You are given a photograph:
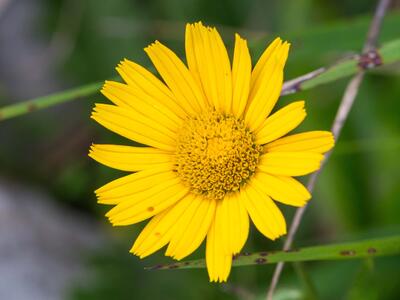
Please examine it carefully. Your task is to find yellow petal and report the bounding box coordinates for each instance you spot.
[115,59,188,120]
[93,102,177,141]
[186,22,232,113]
[186,23,215,109]
[231,33,251,117]
[100,176,180,208]
[256,101,306,145]
[165,195,216,260]
[185,24,202,90]
[130,208,172,258]
[241,182,286,240]
[210,26,233,113]
[102,81,183,132]
[250,37,282,89]
[206,217,232,282]
[95,164,175,204]
[219,193,249,255]
[89,144,172,172]
[145,41,206,115]
[258,152,324,176]
[91,103,176,151]
[265,131,335,153]
[107,182,189,226]
[245,39,290,131]
[251,171,311,207]
[130,195,195,258]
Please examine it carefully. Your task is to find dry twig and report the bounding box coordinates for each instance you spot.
[266,0,393,299]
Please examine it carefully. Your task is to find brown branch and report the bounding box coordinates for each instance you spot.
[363,0,392,52]
[1,36,392,122]
[266,0,392,299]
[281,67,326,96]
[280,50,384,97]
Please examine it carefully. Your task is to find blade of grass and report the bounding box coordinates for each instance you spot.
[267,1,393,298]
[251,12,400,62]
[146,235,400,270]
[128,12,400,58]
[0,81,103,120]
[1,38,399,121]
[298,39,400,92]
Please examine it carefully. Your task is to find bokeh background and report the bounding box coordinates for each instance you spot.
[0,0,399,299]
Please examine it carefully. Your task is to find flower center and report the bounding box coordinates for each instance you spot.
[175,109,263,200]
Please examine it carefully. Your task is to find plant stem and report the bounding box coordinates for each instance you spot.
[0,81,103,121]
[1,38,400,121]
[266,0,392,299]
[148,234,400,270]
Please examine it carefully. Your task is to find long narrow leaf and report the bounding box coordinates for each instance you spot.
[147,235,400,270]
[300,39,400,91]
[0,38,399,121]
[0,81,103,120]
[251,12,400,62]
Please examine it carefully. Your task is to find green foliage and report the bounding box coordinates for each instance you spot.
[0,80,104,121]
[1,1,400,299]
[150,235,400,269]
[1,38,399,122]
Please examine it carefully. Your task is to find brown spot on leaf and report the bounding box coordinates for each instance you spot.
[168,265,179,269]
[367,247,377,254]
[147,206,154,212]
[255,258,267,264]
[27,103,37,112]
[154,232,161,237]
[149,264,163,270]
[340,250,356,256]
[284,249,300,253]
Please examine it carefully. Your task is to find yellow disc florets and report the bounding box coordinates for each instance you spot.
[175,109,263,200]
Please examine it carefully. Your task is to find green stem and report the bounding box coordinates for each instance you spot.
[0,39,399,122]
[0,81,103,121]
[147,235,400,270]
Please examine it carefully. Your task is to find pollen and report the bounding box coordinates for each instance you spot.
[175,109,263,200]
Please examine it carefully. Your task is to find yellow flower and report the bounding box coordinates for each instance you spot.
[89,21,334,282]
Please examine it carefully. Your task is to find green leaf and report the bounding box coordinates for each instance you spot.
[281,39,400,96]
[0,80,103,121]
[379,38,400,63]
[1,36,399,121]
[300,39,400,91]
[147,235,400,270]
[274,12,400,63]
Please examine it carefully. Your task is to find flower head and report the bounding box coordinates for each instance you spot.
[89,21,334,282]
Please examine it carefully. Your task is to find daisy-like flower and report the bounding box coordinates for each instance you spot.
[89,22,334,282]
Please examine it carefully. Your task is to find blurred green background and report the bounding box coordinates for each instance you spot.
[0,0,399,299]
